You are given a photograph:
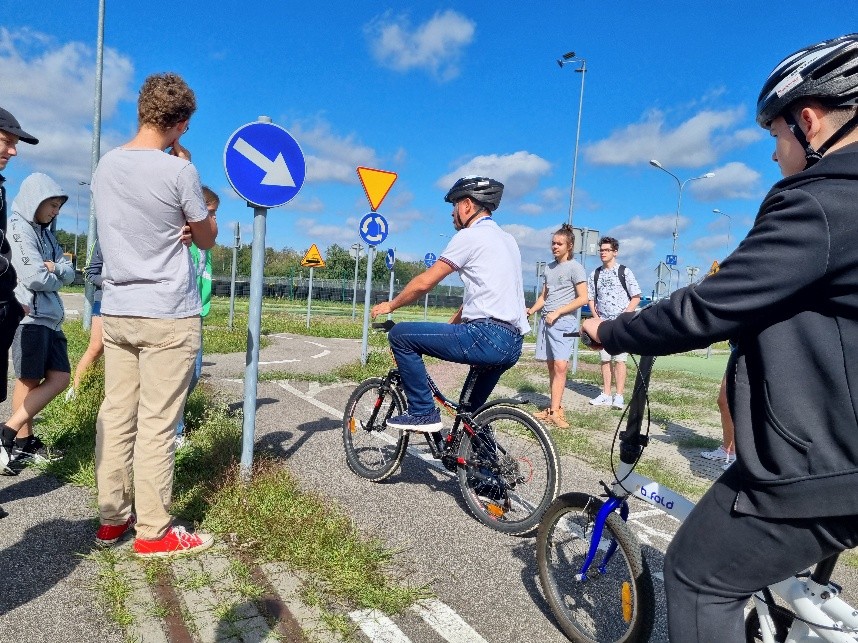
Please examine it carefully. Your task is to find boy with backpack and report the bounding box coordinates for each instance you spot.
[586,236,640,409]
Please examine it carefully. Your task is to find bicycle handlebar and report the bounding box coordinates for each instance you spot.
[372,320,396,332]
[562,330,594,347]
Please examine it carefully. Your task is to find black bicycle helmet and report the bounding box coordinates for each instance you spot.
[756,34,858,167]
[443,176,504,212]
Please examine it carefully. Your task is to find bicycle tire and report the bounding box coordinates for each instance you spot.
[457,404,561,536]
[342,377,409,481]
[536,492,655,643]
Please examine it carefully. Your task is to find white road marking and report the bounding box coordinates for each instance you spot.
[630,519,675,543]
[627,508,665,520]
[349,609,412,643]
[410,598,489,643]
[304,340,327,348]
[310,349,331,359]
[258,359,301,365]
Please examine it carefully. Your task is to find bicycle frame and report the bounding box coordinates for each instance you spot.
[576,356,858,642]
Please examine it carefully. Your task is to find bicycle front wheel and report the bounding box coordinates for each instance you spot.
[342,377,409,481]
[536,492,655,643]
[457,404,561,536]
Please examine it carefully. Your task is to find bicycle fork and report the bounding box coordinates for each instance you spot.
[577,496,630,581]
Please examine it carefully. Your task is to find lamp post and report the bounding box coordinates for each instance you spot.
[558,51,587,227]
[649,159,715,259]
[75,180,89,267]
[712,208,732,255]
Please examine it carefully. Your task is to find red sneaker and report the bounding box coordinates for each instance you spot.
[133,526,214,558]
[96,514,137,546]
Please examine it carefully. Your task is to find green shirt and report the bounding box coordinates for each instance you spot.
[190,244,212,317]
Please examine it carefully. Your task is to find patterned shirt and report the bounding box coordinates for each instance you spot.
[587,264,641,320]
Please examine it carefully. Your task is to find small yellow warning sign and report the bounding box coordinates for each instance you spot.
[357,166,398,211]
[707,260,720,276]
[301,243,326,268]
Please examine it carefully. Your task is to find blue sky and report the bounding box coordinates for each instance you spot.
[2,1,855,293]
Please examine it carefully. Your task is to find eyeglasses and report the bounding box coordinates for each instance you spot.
[599,248,615,253]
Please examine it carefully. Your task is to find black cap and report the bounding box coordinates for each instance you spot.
[0,107,38,145]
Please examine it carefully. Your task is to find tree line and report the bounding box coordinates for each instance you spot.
[55,230,430,284]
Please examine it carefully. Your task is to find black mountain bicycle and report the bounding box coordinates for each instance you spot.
[342,321,561,536]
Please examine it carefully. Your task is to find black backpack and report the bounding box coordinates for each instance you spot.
[593,264,632,301]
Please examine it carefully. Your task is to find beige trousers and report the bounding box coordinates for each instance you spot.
[95,315,200,540]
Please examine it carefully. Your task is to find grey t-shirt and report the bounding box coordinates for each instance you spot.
[542,259,586,312]
[92,148,208,318]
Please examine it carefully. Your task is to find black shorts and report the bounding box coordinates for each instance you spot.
[12,324,70,380]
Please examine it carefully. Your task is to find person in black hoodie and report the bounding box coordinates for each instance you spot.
[0,108,37,483]
[582,34,858,641]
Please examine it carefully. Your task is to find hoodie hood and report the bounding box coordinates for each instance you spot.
[11,173,68,224]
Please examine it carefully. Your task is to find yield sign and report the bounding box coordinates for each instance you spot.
[357,166,397,211]
[301,244,326,268]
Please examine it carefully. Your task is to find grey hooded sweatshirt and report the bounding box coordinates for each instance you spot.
[10,173,74,330]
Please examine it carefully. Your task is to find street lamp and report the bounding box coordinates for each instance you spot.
[649,159,715,257]
[712,208,732,255]
[558,51,587,227]
[75,180,89,267]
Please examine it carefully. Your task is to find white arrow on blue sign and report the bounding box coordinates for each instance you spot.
[359,212,388,246]
[224,121,306,208]
[666,254,678,266]
[385,248,395,271]
[424,252,437,268]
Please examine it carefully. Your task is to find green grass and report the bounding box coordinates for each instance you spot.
[205,459,428,614]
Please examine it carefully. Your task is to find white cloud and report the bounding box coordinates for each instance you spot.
[689,161,763,201]
[296,216,363,247]
[365,10,475,81]
[288,120,379,184]
[0,27,135,184]
[608,213,687,239]
[282,194,325,213]
[437,151,552,201]
[584,107,763,168]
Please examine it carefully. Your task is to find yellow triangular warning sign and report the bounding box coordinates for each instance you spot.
[301,243,326,268]
[357,166,397,211]
[707,260,720,276]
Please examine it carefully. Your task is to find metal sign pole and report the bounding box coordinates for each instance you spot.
[360,246,375,365]
[306,266,314,328]
[229,222,239,331]
[240,206,267,480]
[351,244,361,320]
[424,293,429,320]
[387,268,395,320]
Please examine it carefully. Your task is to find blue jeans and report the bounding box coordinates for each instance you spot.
[388,320,523,416]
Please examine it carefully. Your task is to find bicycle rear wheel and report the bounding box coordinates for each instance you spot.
[537,492,655,643]
[342,377,409,481]
[457,404,560,536]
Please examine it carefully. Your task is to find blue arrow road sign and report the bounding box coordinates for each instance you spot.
[224,121,306,208]
[359,212,388,246]
[424,252,437,268]
[666,254,678,266]
[385,248,395,271]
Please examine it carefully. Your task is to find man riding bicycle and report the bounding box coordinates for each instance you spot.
[370,176,529,432]
[582,34,858,641]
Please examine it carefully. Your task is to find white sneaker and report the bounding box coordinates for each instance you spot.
[722,459,735,471]
[701,445,735,463]
[64,388,76,403]
[612,394,625,409]
[175,435,186,450]
[589,393,613,406]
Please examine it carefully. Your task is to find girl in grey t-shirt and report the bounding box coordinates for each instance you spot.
[526,224,588,428]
